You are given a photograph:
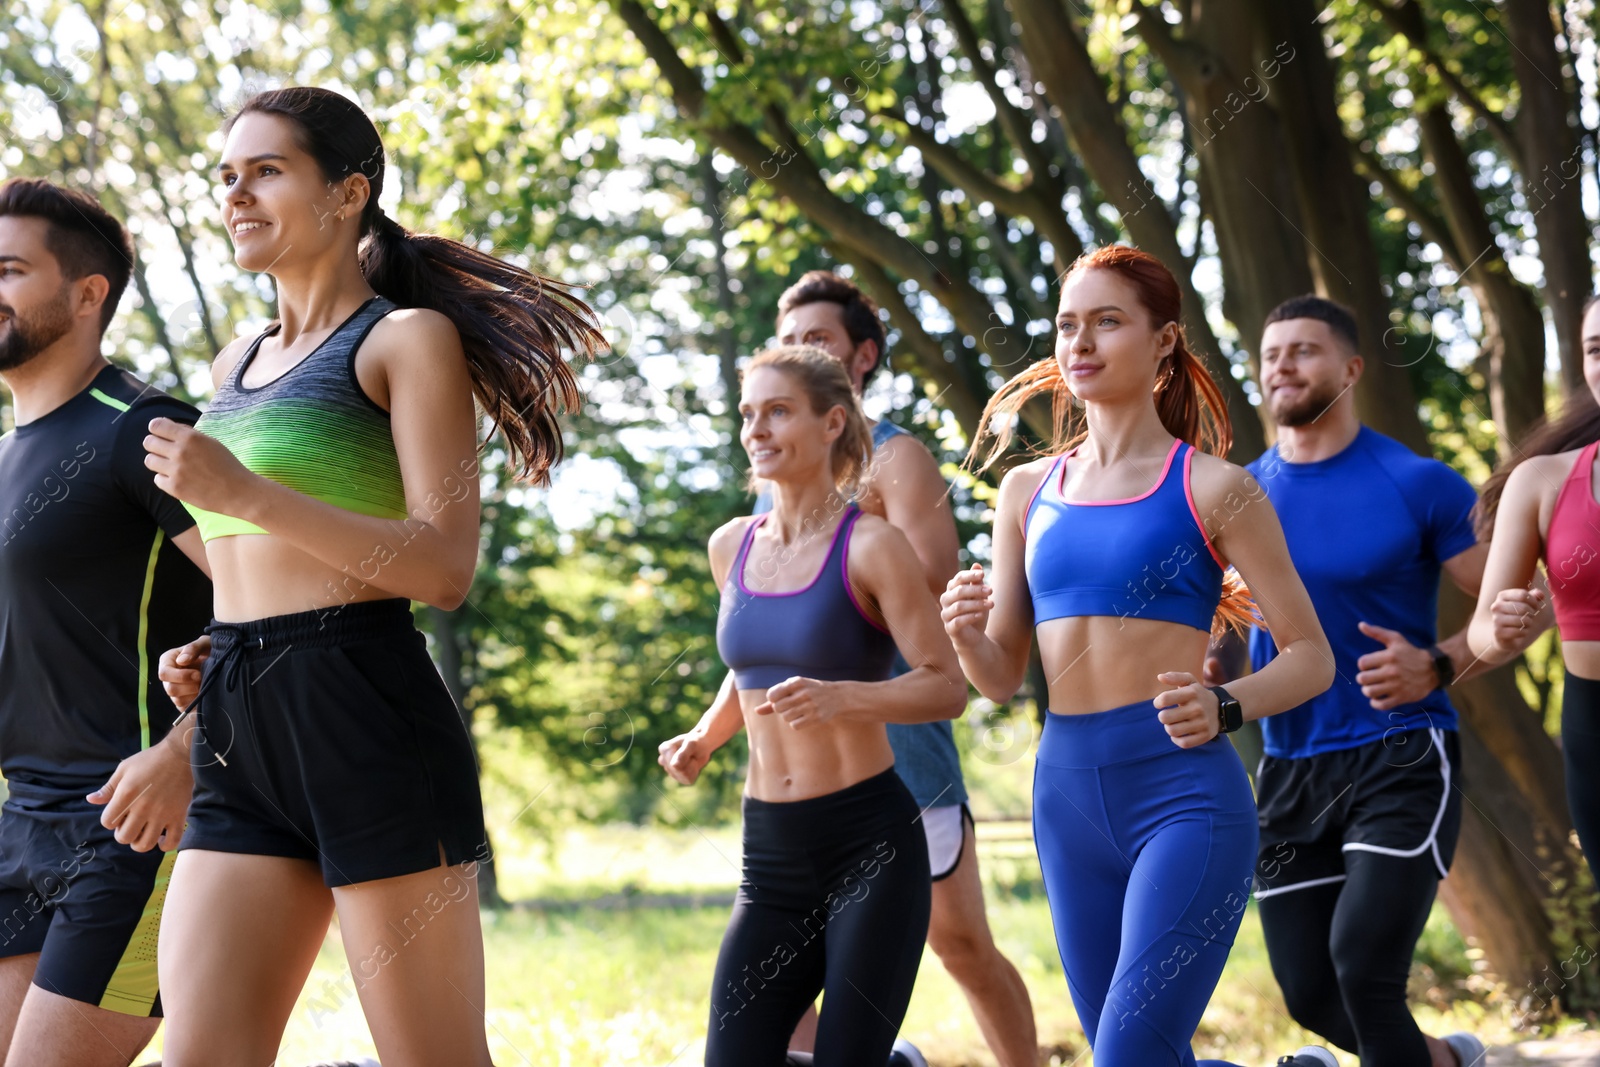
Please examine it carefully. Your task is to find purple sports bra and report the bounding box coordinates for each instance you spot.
[716,505,897,690]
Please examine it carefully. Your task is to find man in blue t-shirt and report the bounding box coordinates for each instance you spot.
[660,272,1036,1067]
[1210,296,1509,1067]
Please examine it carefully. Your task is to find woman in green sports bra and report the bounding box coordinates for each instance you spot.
[144,86,604,1067]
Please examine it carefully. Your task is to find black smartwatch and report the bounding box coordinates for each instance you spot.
[1427,644,1455,689]
[1209,685,1244,734]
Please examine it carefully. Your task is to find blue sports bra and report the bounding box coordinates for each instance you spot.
[1023,439,1224,632]
[716,504,898,690]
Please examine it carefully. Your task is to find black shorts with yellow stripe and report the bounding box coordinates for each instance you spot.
[0,779,172,1017]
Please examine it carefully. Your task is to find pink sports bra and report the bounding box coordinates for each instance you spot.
[1545,441,1600,641]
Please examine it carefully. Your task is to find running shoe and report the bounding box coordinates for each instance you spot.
[888,1038,930,1067]
[1276,1048,1338,1067]
[1442,1032,1487,1066]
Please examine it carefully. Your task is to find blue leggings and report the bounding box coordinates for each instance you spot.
[1033,701,1259,1067]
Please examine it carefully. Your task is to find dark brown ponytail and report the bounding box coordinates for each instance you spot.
[228,87,606,485]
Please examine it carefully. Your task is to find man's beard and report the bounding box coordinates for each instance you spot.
[0,287,75,372]
[1270,379,1344,428]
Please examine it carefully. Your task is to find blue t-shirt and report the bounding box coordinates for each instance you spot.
[1247,427,1479,759]
[753,420,968,807]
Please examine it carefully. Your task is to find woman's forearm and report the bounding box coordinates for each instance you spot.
[1466,613,1521,670]
[834,665,968,724]
[691,674,747,747]
[1444,625,1514,682]
[1226,637,1335,721]
[949,633,1027,706]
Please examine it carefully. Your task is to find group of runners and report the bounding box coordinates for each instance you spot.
[0,81,1595,1067]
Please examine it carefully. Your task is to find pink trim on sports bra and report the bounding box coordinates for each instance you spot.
[1058,438,1182,506]
[840,513,892,635]
[1182,447,1228,569]
[735,509,853,598]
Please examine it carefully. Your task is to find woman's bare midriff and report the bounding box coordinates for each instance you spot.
[1562,641,1600,681]
[206,535,401,623]
[1038,614,1212,716]
[739,690,895,802]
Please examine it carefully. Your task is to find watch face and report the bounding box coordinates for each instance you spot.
[1222,699,1242,731]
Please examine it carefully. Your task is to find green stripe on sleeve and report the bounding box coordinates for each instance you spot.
[136,531,163,750]
[88,388,131,412]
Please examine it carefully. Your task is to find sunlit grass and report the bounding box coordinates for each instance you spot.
[134,820,1537,1066]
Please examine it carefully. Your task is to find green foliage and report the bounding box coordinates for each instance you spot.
[1527,834,1600,1025]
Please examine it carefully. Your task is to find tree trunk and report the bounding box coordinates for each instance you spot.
[1005,0,1267,461]
[1357,0,1524,170]
[1504,0,1592,396]
[1416,104,1548,447]
[1438,722,1560,1014]
[109,34,223,358]
[1358,0,1585,412]
[427,605,504,909]
[935,0,1081,272]
[128,255,184,389]
[1435,583,1594,1017]
[829,249,1009,437]
[1264,0,1429,452]
[1131,0,1318,397]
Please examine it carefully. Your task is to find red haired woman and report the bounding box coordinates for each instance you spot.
[941,247,1335,1067]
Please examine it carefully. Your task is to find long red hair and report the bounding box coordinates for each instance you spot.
[968,245,1255,637]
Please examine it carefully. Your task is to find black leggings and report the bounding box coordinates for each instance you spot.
[1564,671,1600,886]
[707,769,931,1067]
[1259,850,1439,1067]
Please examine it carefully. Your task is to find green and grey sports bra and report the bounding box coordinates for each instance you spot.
[186,297,408,541]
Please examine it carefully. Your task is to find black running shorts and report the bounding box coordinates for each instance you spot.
[182,599,487,887]
[1254,727,1462,899]
[0,781,172,1016]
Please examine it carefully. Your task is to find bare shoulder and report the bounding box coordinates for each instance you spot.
[858,430,951,533]
[1502,453,1583,535]
[708,515,760,580]
[358,308,469,414]
[841,512,919,597]
[1507,452,1578,501]
[843,510,911,555]
[996,454,1056,514]
[1186,452,1273,549]
[365,307,465,366]
[871,428,938,472]
[1187,450,1259,505]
